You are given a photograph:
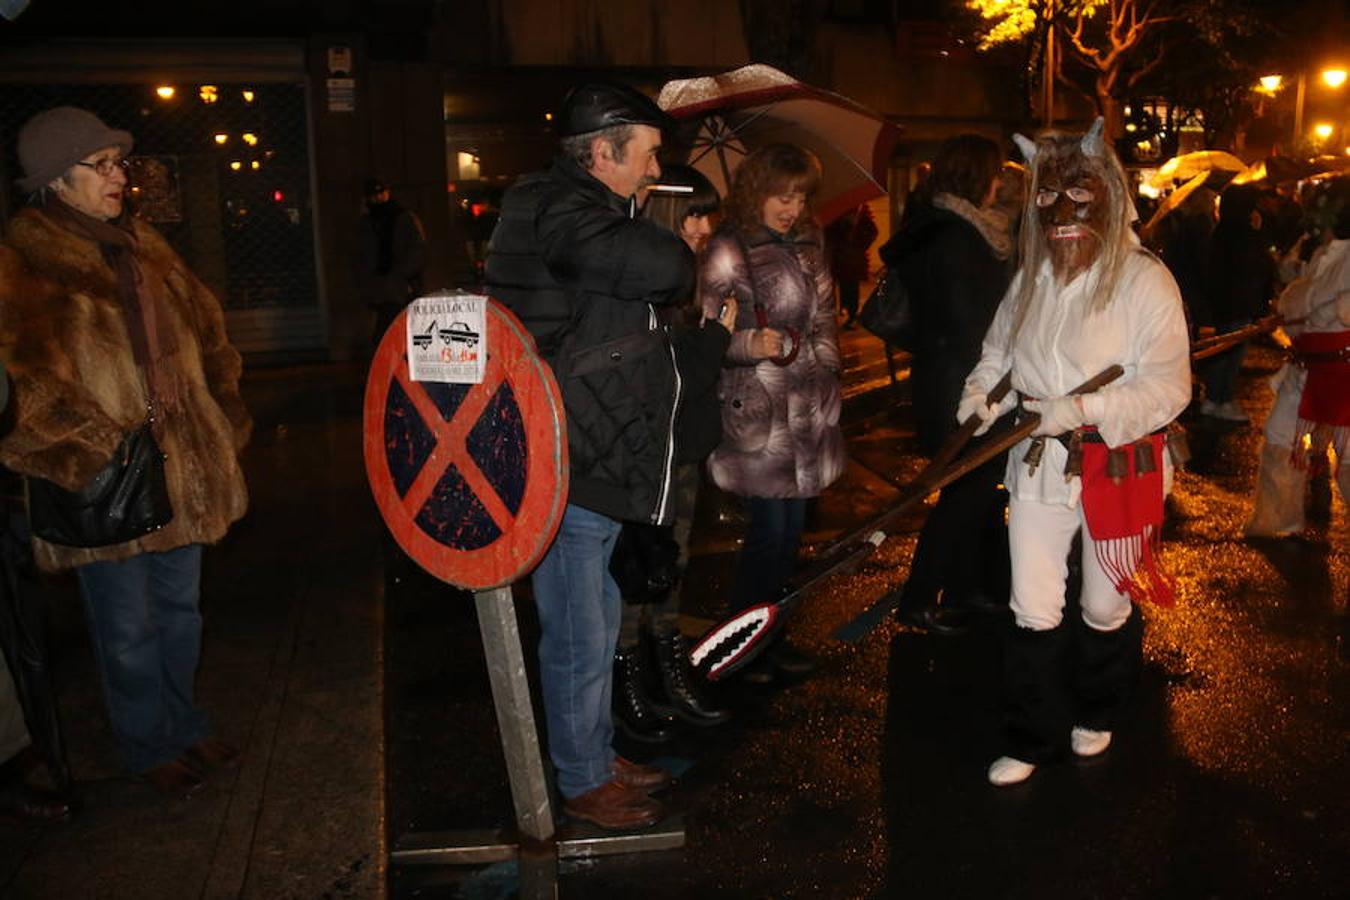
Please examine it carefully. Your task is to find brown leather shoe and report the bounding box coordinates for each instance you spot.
[0,783,71,825]
[612,756,671,793]
[184,738,240,773]
[561,780,663,830]
[141,758,204,797]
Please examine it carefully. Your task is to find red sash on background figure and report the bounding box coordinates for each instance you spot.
[1079,432,1175,606]
[1293,331,1350,427]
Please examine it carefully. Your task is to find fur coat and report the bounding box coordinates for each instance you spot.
[0,207,251,571]
[699,225,846,499]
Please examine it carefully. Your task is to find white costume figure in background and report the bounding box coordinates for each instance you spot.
[1245,180,1350,537]
[959,120,1190,786]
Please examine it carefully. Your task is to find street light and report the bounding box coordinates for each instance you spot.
[1322,68,1347,89]
[1257,74,1284,95]
[1312,122,1334,142]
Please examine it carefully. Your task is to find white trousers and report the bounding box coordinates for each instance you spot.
[1009,496,1133,632]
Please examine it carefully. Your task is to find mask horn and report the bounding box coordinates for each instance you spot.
[1081,117,1105,157]
[1013,133,1037,165]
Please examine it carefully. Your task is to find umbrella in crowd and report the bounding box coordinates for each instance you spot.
[1140,170,1211,241]
[657,64,901,224]
[1148,149,1246,189]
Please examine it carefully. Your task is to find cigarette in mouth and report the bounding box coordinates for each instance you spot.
[647,183,695,194]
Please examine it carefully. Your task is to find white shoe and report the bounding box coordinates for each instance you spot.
[1070,726,1112,757]
[987,756,1036,786]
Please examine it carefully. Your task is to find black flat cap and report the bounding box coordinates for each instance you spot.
[558,83,674,138]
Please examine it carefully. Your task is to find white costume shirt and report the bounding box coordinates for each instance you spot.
[964,239,1191,508]
[1263,238,1350,447]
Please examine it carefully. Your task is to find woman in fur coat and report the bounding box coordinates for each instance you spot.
[0,107,251,797]
[699,144,846,679]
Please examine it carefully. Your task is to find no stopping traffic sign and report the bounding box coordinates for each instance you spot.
[363,301,567,590]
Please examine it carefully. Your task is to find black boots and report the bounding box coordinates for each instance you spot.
[1000,621,1073,764]
[612,647,673,744]
[646,631,731,727]
[1073,610,1143,733]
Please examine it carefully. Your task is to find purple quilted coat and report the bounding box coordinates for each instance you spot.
[699,224,846,499]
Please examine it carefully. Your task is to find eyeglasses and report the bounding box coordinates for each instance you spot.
[74,157,131,177]
[1035,186,1094,208]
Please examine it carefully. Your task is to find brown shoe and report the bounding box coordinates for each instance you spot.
[561,780,663,830]
[184,738,240,773]
[141,758,204,797]
[612,756,671,793]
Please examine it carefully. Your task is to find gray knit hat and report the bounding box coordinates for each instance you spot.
[16,106,133,193]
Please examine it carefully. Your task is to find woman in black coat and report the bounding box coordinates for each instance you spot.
[878,135,1015,634]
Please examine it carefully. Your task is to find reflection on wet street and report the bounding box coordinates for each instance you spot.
[387,338,1346,898]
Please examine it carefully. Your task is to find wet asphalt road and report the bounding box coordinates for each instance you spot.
[387,339,1348,899]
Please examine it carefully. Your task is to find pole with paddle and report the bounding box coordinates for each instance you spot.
[689,365,1125,679]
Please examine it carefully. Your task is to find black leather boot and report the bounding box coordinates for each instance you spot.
[613,647,673,744]
[646,631,731,727]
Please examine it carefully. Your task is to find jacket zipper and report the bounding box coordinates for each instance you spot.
[651,303,680,524]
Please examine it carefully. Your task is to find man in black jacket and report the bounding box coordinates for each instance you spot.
[485,83,694,830]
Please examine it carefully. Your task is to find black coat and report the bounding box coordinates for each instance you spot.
[880,202,1011,456]
[486,157,695,524]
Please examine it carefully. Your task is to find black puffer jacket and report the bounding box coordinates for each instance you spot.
[486,157,695,524]
[880,200,1011,455]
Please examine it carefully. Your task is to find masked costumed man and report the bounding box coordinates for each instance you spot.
[958,120,1191,786]
[1245,176,1350,538]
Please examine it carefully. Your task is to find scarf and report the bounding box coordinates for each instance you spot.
[42,196,181,416]
[1079,432,1175,607]
[932,192,1013,261]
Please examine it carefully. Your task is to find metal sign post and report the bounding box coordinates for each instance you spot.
[364,303,684,895]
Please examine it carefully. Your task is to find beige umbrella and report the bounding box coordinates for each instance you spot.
[1140,171,1211,242]
[1148,150,1246,189]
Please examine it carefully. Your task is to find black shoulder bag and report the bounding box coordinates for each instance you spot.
[858,266,917,351]
[28,421,173,548]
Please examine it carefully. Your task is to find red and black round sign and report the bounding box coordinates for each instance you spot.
[363,300,568,590]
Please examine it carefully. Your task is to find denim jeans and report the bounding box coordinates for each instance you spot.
[76,545,209,774]
[1201,319,1249,405]
[730,496,809,613]
[531,503,623,799]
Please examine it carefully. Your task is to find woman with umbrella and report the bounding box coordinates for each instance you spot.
[699,143,846,681]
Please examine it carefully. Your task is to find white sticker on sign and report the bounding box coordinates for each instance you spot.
[406,292,487,384]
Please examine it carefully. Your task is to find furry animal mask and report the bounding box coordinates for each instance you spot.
[1011,118,1136,320]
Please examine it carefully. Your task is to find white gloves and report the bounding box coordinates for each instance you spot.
[1024,396,1085,437]
[957,390,1006,436]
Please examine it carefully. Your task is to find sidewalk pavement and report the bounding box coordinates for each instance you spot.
[0,364,385,900]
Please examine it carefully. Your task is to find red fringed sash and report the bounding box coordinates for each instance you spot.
[1291,331,1350,472]
[1079,432,1174,606]
[1293,331,1350,427]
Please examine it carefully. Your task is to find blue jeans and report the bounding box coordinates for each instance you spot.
[1202,319,1249,405]
[730,497,809,613]
[76,545,209,774]
[531,504,623,799]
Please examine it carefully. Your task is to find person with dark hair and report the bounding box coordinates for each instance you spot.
[700,143,846,681]
[1195,183,1276,423]
[875,133,1015,635]
[485,82,694,830]
[354,177,426,346]
[826,203,878,329]
[0,107,251,797]
[1246,175,1350,537]
[610,164,734,741]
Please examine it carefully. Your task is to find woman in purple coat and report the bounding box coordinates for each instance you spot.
[700,144,847,679]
